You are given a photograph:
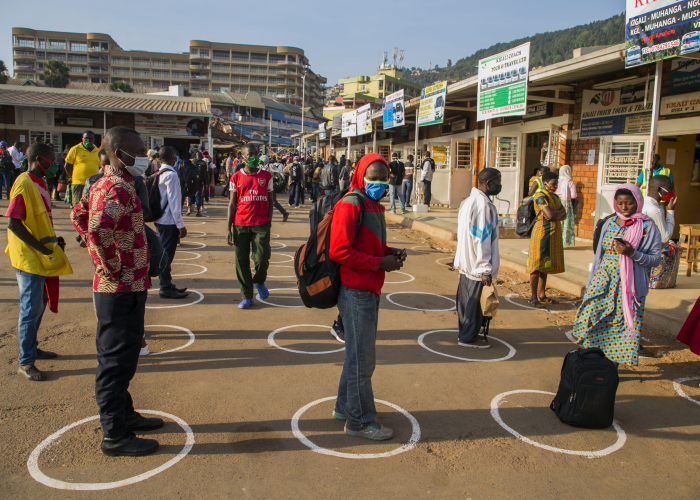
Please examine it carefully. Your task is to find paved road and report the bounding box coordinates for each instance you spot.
[0,190,699,499]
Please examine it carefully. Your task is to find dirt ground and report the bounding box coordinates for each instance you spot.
[1,188,699,499]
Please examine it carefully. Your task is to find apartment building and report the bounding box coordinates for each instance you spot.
[10,28,326,111]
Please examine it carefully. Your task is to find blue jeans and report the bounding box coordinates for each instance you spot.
[312,182,319,202]
[389,184,403,211]
[334,285,380,431]
[288,181,301,206]
[0,170,14,199]
[14,268,47,366]
[402,180,412,208]
[188,182,204,209]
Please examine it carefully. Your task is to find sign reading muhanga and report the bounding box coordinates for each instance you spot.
[477,42,530,121]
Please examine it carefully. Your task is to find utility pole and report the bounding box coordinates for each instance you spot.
[646,60,663,193]
[301,67,307,157]
[269,113,272,152]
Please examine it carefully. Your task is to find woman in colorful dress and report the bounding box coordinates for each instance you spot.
[555,165,577,247]
[573,184,661,366]
[527,171,567,307]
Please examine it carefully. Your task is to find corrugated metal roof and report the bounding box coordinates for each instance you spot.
[0,84,211,115]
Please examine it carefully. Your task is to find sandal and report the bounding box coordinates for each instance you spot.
[538,296,559,304]
[529,297,545,308]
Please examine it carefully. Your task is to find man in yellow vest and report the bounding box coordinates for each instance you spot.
[64,131,100,207]
[5,142,73,381]
[636,153,673,198]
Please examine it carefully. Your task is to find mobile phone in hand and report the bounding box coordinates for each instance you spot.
[400,248,407,258]
[614,238,625,244]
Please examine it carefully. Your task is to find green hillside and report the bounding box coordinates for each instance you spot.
[404,13,625,87]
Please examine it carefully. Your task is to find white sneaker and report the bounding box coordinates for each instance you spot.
[140,345,150,356]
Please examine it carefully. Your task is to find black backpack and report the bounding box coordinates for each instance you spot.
[143,167,171,223]
[20,157,28,173]
[592,214,615,253]
[195,160,209,184]
[144,225,169,278]
[294,190,365,309]
[179,161,200,197]
[290,162,303,181]
[516,197,538,237]
[273,172,286,194]
[1,150,14,172]
[550,348,619,429]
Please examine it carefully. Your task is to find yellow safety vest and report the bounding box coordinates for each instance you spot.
[641,167,671,197]
[5,173,73,277]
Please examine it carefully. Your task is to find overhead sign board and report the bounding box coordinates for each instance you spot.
[661,90,700,115]
[318,123,326,140]
[15,107,54,127]
[135,114,206,136]
[356,103,373,136]
[332,115,342,136]
[477,42,530,121]
[625,0,700,68]
[341,109,357,138]
[382,89,405,129]
[580,88,653,137]
[418,81,447,127]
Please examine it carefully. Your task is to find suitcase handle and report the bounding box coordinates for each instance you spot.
[579,347,606,358]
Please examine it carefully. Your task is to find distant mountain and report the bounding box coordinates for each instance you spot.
[404,13,625,87]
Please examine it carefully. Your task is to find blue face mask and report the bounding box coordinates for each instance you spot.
[363,177,388,200]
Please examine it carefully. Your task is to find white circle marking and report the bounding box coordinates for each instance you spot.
[186,231,207,237]
[385,292,456,312]
[171,263,208,277]
[268,324,344,354]
[673,377,700,407]
[179,241,207,250]
[418,330,516,362]
[269,253,295,264]
[173,251,201,262]
[504,293,574,315]
[255,288,303,308]
[383,272,415,284]
[270,241,287,250]
[146,290,204,309]
[146,325,195,355]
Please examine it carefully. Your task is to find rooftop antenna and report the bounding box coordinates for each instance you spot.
[392,47,398,68]
[382,52,388,69]
[399,50,404,69]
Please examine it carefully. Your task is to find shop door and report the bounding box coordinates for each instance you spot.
[596,138,647,220]
[491,135,520,216]
[547,124,565,170]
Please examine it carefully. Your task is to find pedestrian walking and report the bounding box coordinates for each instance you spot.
[71,126,163,457]
[64,131,100,207]
[186,153,208,217]
[555,165,578,247]
[402,154,414,210]
[329,153,406,441]
[226,144,274,309]
[642,175,679,290]
[311,159,322,202]
[6,142,73,381]
[420,152,435,206]
[637,153,673,199]
[526,171,567,307]
[454,168,501,348]
[320,158,337,197]
[388,152,405,214]
[154,146,189,299]
[0,141,15,199]
[573,184,661,366]
[222,152,234,197]
[337,156,351,192]
[288,156,304,208]
[260,154,289,222]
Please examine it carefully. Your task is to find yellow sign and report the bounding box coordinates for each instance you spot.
[432,145,447,163]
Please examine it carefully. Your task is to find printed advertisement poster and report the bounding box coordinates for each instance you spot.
[418,81,447,127]
[135,114,206,136]
[625,0,700,68]
[318,123,326,140]
[667,59,700,95]
[15,107,54,127]
[332,115,342,136]
[432,145,447,163]
[382,89,405,129]
[477,42,530,121]
[580,89,653,137]
[356,103,373,136]
[660,89,700,115]
[341,109,357,138]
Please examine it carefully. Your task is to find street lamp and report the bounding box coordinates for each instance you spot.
[301,65,308,156]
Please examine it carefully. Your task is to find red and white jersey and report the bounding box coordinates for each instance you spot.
[230,169,274,226]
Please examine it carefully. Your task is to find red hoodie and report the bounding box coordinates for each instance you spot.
[329,153,392,295]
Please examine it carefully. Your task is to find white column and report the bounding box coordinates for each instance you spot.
[347,137,351,160]
[414,107,419,204]
[484,119,492,169]
[646,60,663,192]
[372,128,377,153]
[207,116,213,160]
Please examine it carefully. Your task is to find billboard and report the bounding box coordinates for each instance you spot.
[356,103,373,136]
[477,42,530,121]
[332,115,342,136]
[625,0,700,68]
[318,123,326,140]
[418,81,447,127]
[382,89,405,129]
[341,109,357,138]
[580,88,653,137]
[135,114,206,136]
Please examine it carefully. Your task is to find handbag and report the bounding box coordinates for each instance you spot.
[57,179,67,193]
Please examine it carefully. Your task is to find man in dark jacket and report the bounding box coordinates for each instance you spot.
[387,152,405,214]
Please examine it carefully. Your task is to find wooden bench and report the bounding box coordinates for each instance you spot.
[679,224,700,277]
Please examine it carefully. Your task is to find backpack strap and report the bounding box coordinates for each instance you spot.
[343,192,366,237]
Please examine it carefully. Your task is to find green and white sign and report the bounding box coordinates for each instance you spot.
[418,81,447,127]
[477,42,530,121]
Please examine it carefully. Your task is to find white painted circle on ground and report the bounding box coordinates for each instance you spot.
[417,330,516,362]
[251,265,295,278]
[173,251,201,262]
[187,222,206,226]
[383,272,415,284]
[268,324,344,354]
[178,241,207,250]
[146,325,195,355]
[385,292,456,312]
[270,241,287,249]
[146,290,204,309]
[521,249,529,255]
[435,257,455,266]
[565,329,578,344]
[269,253,295,264]
[291,397,420,459]
[490,390,626,458]
[255,288,303,308]
[504,293,575,315]
[410,245,433,252]
[171,263,207,277]
[270,232,280,239]
[27,410,194,490]
[187,231,207,237]
[673,377,700,407]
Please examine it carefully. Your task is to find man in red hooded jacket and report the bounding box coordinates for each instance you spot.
[329,153,406,441]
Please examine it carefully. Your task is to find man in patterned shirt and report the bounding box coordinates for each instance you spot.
[71,126,161,458]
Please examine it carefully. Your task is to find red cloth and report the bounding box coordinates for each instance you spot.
[4,173,53,222]
[329,153,392,295]
[45,276,60,313]
[230,169,273,226]
[677,296,700,356]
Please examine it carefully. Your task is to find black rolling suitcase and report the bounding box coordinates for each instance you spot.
[550,348,619,429]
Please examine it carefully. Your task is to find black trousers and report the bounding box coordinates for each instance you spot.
[457,274,484,343]
[155,223,179,291]
[94,291,147,439]
[423,180,432,205]
[272,192,288,217]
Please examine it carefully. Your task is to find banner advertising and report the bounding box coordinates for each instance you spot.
[418,81,447,127]
[356,103,373,136]
[15,107,54,127]
[332,114,342,136]
[625,0,700,68]
[661,90,700,115]
[580,88,653,137]
[477,42,530,121]
[341,109,357,138]
[318,123,326,140]
[135,114,206,136]
[667,59,700,95]
[382,89,405,129]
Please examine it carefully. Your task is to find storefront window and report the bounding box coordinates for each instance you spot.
[494,137,518,169]
[603,141,645,185]
[455,141,472,169]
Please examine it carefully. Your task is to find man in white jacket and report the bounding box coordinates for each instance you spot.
[453,168,501,348]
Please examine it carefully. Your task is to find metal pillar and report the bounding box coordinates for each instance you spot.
[646,60,663,193]
[484,119,492,169]
[372,129,377,153]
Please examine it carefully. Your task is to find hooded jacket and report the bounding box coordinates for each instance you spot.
[329,153,393,295]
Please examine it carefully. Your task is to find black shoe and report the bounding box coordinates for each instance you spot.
[101,432,159,457]
[159,288,189,299]
[282,213,289,222]
[173,286,188,294]
[638,345,655,358]
[126,413,165,431]
[18,365,46,381]
[36,348,57,359]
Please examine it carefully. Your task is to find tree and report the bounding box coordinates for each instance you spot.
[0,60,8,85]
[43,59,70,88]
[109,80,133,93]
[447,59,452,68]
[183,88,191,97]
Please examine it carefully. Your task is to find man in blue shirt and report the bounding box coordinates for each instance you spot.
[637,154,673,197]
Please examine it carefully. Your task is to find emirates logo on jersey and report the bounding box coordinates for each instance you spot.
[258,178,266,186]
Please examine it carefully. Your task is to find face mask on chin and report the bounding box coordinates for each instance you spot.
[118,149,149,177]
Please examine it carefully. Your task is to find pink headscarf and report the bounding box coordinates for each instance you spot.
[613,183,652,334]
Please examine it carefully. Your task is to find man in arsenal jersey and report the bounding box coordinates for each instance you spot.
[226,144,274,309]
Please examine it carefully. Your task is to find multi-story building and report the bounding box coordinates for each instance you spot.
[337,66,421,105]
[10,28,326,111]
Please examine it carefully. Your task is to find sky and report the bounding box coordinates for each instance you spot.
[1,0,626,86]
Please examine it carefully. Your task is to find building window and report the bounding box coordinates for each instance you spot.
[231,75,248,82]
[68,65,87,73]
[48,39,66,50]
[67,54,87,62]
[198,49,209,58]
[269,77,284,84]
[455,141,473,168]
[112,68,130,75]
[69,41,87,52]
[494,137,518,169]
[152,60,170,67]
[172,61,189,68]
[250,76,267,83]
[231,64,249,72]
[132,59,150,67]
[212,85,230,92]
[112,58,130,65]
[171,71,188,79]
[70,76,88,83]
[153,70,170,78]
[132,69,150,77]
[231,51,249,62]
[360,83,365,91]
[213,63,229,71]
[269,54,285,64]
[212,73,230,81]
[152,81,170,88]
[231,86,249,94]
[38,39,46,49]
[603,141,646,185]
[132,80,151,86]
[13,50,35,59]
[250,52,267,63]
[250,66,267,73]
[14,37,35,48]
[213,50,230,60]
[46,52,67,61]
[287,55,296,63]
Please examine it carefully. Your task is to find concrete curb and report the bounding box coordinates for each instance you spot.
[385,212,457,244]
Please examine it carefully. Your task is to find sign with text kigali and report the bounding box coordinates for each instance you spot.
[625,0,700,68]
[477,42,530,121]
